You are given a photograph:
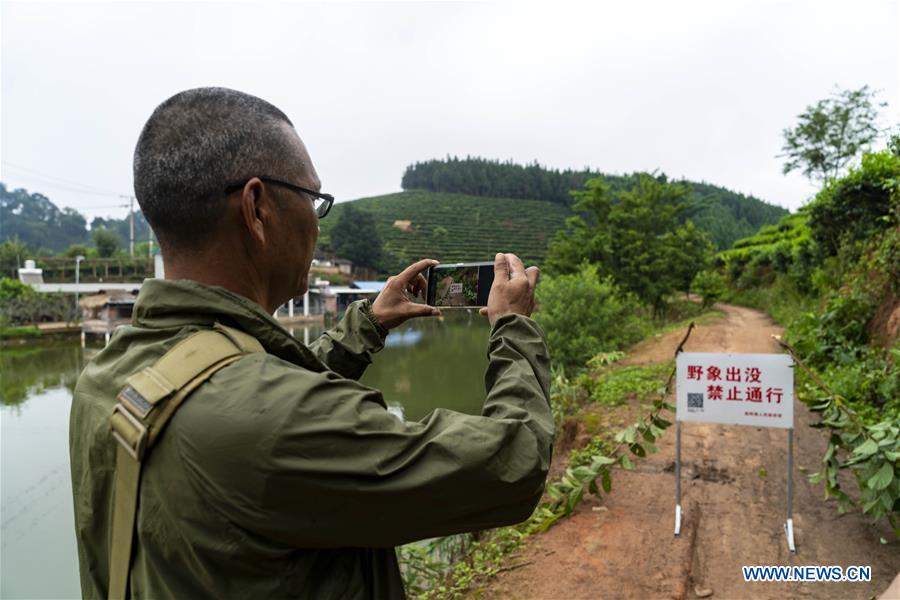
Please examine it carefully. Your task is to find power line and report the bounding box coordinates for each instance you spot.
[1,161,129,198]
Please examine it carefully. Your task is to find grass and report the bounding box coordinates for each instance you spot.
[0,325,41,339]
[589,362,672,406]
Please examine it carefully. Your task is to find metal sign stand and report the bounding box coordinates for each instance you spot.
[673,413,796,554]
[785,427,795,552]
[674,421,682,536]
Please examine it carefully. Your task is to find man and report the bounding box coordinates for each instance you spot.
[70,87,553,599]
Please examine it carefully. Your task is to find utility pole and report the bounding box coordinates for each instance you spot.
[129,195,135,258]
[75,255,85,321]
[121,195,135,257]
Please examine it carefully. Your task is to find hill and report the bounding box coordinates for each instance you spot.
[402,157,788,249]
[0,182,153,253]
[317,191,571,273]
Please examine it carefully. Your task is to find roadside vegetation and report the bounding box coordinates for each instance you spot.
[716,86,899,536]
[719,151,899,534]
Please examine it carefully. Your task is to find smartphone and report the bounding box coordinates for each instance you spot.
[426,262,495,308]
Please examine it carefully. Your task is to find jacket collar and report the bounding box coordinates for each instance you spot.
[132,278,326,371]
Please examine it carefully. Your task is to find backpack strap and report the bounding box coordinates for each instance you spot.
[107,323,263,600]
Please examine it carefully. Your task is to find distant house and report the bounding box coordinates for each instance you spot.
[393,220,414,232]
[324,286,379,315]
[335,259,354,276]
[80,291,137,341]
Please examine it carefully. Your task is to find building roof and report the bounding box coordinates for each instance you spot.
[352,281,386,292]
[327,286,379,295]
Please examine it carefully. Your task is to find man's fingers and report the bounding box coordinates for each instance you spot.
[409,273,428,297]
[396,259,439,286]
[526,265,540,289]
[506,253,526,280]
[494,252,509,281]
[479,307,489,316]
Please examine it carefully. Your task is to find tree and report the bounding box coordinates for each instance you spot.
[92,228,120,258]
[330,204,383,271]
[545,174,715,312]
[0,183,89,251]
[780,85,885,183]
[65,244,90,258]
[0,238,30,276]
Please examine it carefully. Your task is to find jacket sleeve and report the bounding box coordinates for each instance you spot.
[306,299,388,380]
[182,313,553,548]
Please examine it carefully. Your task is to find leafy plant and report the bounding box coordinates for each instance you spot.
[799,356,900,536]
[691,270,727,308]
[533,263,648,370]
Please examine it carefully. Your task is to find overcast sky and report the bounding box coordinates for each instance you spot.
[2,0,898,222]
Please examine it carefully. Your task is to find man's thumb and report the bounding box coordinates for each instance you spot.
[414,303,441,317]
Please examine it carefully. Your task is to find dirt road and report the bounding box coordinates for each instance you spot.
[480,304,899,600]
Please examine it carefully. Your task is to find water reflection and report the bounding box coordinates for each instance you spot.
[1,342,87,599]
[1,341,83,409]
[359,309,491,421]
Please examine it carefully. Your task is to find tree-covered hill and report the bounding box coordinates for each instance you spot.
[0,183,90,252]
[402,157,788,248]
[317,191,571,274]
[0,182,153,253]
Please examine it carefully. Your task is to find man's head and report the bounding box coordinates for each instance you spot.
[134,87,321,303]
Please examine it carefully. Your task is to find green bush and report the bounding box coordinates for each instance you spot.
[808,151,900,257]
[788,292,877,369]
[691,270,727,308]
[534,263,648,370]
[0,277,77,325]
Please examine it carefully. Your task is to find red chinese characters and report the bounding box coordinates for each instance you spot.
[745,367,762,383]
[687,365,703,380]
[725,367,742,382]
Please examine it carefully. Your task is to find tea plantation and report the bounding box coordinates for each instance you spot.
[317,191,571,273]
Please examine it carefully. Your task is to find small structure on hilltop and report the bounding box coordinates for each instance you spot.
[393,220,414,232]
[80,291,137,345]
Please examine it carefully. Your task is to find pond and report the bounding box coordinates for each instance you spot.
[0,310,490,598]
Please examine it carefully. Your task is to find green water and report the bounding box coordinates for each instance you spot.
[0,311,490,598]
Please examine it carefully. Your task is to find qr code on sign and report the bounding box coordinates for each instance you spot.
[687,393,704,411]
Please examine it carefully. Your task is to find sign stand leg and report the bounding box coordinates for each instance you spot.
[784,427,796,553]
[674,420,682,536]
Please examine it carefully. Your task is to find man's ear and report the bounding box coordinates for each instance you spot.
[239,178,268,245]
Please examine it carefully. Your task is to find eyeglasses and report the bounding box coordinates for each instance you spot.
[224,176,335,218]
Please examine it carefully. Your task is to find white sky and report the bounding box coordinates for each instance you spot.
[1,0,898,222]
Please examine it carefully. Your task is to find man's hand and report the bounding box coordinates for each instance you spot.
[480,253,539,327]
[372,259,441,330]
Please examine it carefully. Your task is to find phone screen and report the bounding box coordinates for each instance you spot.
[427,262,495,307]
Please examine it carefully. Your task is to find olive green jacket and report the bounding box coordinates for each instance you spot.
[70,279,553,599]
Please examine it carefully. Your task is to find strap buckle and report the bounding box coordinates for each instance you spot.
[111,403,148,461]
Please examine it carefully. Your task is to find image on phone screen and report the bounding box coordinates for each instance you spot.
[427,262,495,307]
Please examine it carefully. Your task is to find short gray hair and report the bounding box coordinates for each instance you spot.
[133,87,296,249]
